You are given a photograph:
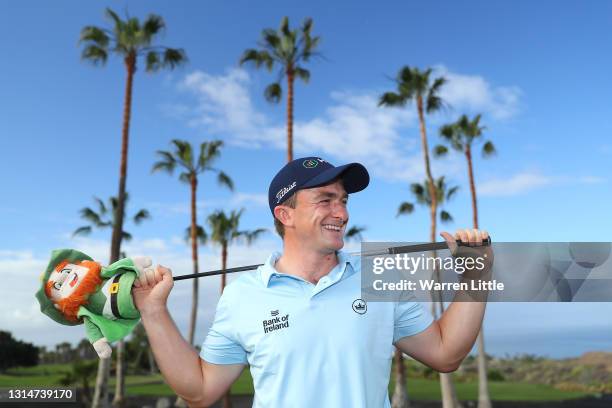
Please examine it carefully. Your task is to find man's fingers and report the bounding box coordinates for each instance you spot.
[440,231,457,255]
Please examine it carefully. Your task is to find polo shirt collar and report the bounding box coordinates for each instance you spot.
[260,250,357,288]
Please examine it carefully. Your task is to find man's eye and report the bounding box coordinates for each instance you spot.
[320,199,330,203]
[53,282,62,290]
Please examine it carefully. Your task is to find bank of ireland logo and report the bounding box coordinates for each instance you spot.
[352,299,367,315]
[303,159,319,168]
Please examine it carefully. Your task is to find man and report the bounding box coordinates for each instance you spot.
[134,157,492,407]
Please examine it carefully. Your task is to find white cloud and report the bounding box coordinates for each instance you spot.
[434,65,522,120]
[479,172,607,196]
[479,172,551,196]
[177,69,471,183]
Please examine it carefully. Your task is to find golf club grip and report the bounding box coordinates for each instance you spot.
[387,236,491,255]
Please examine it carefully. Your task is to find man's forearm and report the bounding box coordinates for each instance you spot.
[140,306,204,402]
[437,283,487,368]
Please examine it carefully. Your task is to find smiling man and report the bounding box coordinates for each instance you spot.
[134,156,491,408]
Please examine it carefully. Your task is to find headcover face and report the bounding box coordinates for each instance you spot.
[35,249,100,326]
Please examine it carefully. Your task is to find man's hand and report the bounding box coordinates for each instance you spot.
[440,228,489,254]
[132,265,174,314]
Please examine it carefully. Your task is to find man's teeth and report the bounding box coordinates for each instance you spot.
[323,225,342,231]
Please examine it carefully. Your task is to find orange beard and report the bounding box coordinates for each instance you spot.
[45,260,103,323]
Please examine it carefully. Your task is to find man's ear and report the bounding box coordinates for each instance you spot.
[274,205,293,228]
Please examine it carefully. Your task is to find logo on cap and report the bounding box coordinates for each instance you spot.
[303,159,320,168]
[276,181,297,203]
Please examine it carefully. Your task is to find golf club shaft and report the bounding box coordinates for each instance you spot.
[172,237,491,281]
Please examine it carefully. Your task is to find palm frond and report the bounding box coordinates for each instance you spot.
[446,186,460,200]
[142,14,165,41]
[378,92,405,107]
[178,172,192,185]
[239,49,274,71]
[160,48,187,70]
[93,196,107,216]
[72,226,92,237]
[440,210,453,223]
[133,209,151,224]
[264,82,282,103]
[121,231,133,241]
[482,140,496,157]
[397,202,414,216]
[240,228,267,245]
[217,171,234,191]
[81,45,108,65]
[294,67,310,83]
[345,225,366,241]
[145,51,161,72]
[79,207,105,227]
[184,225,207,245]
[79,26,110,47]
[433,145,449,157]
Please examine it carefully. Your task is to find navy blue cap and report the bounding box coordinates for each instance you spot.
[268,157,370,214]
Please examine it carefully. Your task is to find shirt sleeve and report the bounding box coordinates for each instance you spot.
[393,291,434,343]
[200,290,248,365]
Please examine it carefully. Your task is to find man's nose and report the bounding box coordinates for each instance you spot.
[331,201,348,220]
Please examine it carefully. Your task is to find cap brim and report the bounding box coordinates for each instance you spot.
[302,162,370,193]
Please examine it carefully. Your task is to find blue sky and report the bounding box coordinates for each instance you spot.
[1,0,611,357]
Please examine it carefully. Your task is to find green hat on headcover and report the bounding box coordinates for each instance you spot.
[35,248,94,326]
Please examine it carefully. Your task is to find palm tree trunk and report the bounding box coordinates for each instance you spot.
[109,52,136,264]
[391,349,409,408]
[187,175,199,345]
[112,341,125,407]
[416,96,437,243]
[175,175,200,408]
[466,146,492,408]
[417,96,461,408]
[466,146,479,230]
[91,357,111,408]
[108,53,136,408]
[286,69,294,163]
[221,243,232,408]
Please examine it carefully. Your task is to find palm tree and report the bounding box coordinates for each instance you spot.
[79,6,186,265]
[379,66,446,243]
[73,194,150,241]
[396,177,461,408]
[435,114,496,408]
[379,67,455,408]
[73,194,150,408]
[152,139,233,346]
[80,10,185,407]
[207,209,266,294]
[240,16,320,162]
[206,209,265,408]
[397,177,458,222]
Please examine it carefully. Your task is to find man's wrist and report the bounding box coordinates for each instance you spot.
[139,304,169,320]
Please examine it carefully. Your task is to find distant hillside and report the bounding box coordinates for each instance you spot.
[573,351,612,372]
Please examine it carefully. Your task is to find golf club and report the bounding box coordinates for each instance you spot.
[173,237,491,281]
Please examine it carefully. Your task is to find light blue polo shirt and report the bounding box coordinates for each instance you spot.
[200,251,433,408]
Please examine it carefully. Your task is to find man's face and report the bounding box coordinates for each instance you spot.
[289,180,349,253]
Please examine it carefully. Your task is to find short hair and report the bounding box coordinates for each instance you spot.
[273,192,298,237]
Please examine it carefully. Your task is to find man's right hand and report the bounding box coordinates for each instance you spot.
[132,265,174,314]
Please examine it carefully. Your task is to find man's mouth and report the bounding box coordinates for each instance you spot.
[322,224,343,232]
[69,273,79,287]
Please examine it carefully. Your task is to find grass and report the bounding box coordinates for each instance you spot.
[0,363,593,401]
